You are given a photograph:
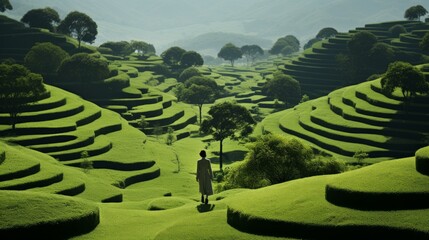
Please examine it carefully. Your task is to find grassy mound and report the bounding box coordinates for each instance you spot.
[260,77,429,161]
[147,197,195,210]
[0,190,99,239]
[226,155,429,239]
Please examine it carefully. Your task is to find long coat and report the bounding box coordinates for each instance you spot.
[196,158,213,195]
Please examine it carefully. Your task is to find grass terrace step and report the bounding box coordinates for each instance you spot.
[30,170,86,197]
[226,170,429,239]
[309,97,425,140]
[0,143,41,181]
[0,191,99,239]
[49,135,112,161]
[93,95,163,109]
[0,162,63,190]
[326,157,429,210]
[26,130,96,153]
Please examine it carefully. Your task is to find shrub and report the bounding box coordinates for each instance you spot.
[178,67,201,82]
[0,151,5,164]
[57,53,109,83]
[389,24,407,38]
[80,151,93,173]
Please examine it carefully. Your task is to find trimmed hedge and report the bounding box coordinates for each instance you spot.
[416,146,429,175]
[227,207,429,239]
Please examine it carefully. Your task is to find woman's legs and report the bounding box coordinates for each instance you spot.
[205,195,209,204]
[201,194,204,203]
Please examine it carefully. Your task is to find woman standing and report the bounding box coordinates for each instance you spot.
[196,150,213,204]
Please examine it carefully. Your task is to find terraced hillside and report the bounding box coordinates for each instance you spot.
[0,85,160,196]
[282,20,429,98]
[0,15,87,62]
[261,64,429,162]
[225,147,429,239]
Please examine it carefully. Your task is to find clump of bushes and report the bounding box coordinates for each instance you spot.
[218,134,345,190]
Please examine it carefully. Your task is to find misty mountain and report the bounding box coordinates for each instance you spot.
[4,0,428,55]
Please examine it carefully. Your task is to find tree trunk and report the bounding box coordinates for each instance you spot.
[219,139,223,171]
[198,104,203,125]
[230,60,234,67]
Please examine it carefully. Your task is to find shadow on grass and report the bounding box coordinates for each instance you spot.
[197,204,215,213]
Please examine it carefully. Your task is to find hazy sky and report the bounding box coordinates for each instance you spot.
[5,0,429,53]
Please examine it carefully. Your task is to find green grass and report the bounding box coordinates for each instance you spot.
[0,190,99,239]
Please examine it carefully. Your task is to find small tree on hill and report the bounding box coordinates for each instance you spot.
[0,64,46,131]
[381,61,428,100]
[21,7,60,32]
[217,43,242,67]
[201,102,255,171]
[389,25,407,38]
[270,35,300,55]
[130,40,156,55]
[404,5,428,21]
[58,11,98,48]
[178,67,201,82]
[161,46,186,66]
[316,27,338,39]
[99,41,134,57]
[263,71,301,107]
[304,38,321,50]
[24,42,69,81]
[0,0,12,12]
[180,51,204,68]
[57,53,109,96]
[241,45,264,66]
[179,76,218,125]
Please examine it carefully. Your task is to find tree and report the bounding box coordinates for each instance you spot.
[263,71,301,106]
[180,51,204,68]
[304,38,321,50]
[270,35,300,55]
[21,7,60,32]
[217,43,242,67]
[179,76,218,125]
[389,24,407,38]
[57,11,98,48]
[99,41,134,57]
[201,102,255,171]
[381,61,428,99]
[178,67,201,82]
[57,53,109,96]
[241,45,264,66]
[130,40,156,55]
[0,0,12,12]
[24,42,69,80]
[316,27,338,39]
[420,32,429,52]
[348,31,377,56]
[0,64,46,130]
[404,5,428,21]
[368,43,394,71]
[161,46,186,66]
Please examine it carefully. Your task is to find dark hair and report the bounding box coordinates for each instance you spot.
[199,150,206,158]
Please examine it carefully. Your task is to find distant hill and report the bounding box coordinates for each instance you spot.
[171,32,272,56]
[4,0,428,53]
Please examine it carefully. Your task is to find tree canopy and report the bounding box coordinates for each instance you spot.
[270,35,300,56]
[304,38,321,50]
[0,64,46,130]
[21,7,60,32]
[263,71,301,106]
[0,0,12,12]
[99,41,134,57]
[316,27,338,39]
[201,102,255,171]
[24,42,69,80]
[241,45,264,66]
[217,43,242,67]
[178,67,201,82]
[161,46,186,66]
[404,5,428,21]
[389,24,407,38]
[57,53,109,84]
[381,61,428,99]
[180,51,204,68]
[178,76,218,125]
[130,40,156,55]
[348,31,377,56]
[58,11,98,48]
